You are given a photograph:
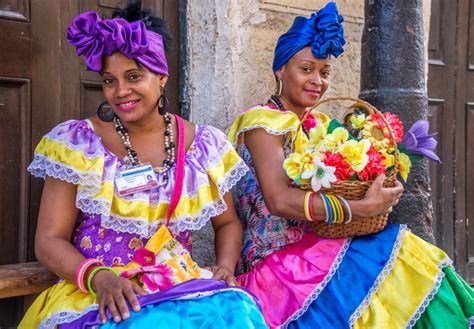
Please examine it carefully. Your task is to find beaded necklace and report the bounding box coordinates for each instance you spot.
[113,112,175,181]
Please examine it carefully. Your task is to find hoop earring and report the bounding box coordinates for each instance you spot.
[276,79,283,96]
[97,101,115,122]
[158,86,169,115]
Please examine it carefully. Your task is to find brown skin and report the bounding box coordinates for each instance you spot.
[34,52,243,324]
[245,46,404,221]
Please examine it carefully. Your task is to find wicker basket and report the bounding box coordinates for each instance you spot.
[299,96,399,238]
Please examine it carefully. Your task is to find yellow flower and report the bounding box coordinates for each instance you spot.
[361,120,392,151]
[381,150,395,167]
[308,125,327,150]
[398,153,412,182]
[350,114,367,129]
[324,127,349,152]
[339,139,371,172]
[283,151,318,181]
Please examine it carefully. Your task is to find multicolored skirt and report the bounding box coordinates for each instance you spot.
[237,224,474,328]
[19,279,268,328]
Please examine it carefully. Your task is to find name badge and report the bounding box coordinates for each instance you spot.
[115,163,159,196]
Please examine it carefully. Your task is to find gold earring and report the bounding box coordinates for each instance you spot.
[276,79,283,96]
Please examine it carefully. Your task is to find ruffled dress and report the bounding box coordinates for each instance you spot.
[20,119,268,329]
[228,104,474,329]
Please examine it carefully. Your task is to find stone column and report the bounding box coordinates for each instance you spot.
[360,0,435,241]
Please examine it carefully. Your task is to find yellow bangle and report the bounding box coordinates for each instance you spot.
[326,195,341,224]
[330,195,345,224]
[303,191,312,221]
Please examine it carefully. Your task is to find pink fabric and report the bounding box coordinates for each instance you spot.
[237,232,348,328]
[167,115,185,227]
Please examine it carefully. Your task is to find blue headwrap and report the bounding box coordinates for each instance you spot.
[273,2,345,72]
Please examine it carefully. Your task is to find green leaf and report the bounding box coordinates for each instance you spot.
[349,173,359,181]
[407,153,423,163]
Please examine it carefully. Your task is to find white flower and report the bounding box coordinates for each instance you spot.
[307,158,337,192]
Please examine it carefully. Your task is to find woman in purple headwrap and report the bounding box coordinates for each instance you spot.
[228,2,473,328]
[19,1,267,328]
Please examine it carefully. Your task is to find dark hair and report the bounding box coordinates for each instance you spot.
[113,0,172,53]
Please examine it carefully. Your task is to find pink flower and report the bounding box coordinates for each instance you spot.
[370,112,404,143]
[303,113,317,131]
[357,146,386,181]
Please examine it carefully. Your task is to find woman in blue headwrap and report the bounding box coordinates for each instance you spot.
[229,2,473,328]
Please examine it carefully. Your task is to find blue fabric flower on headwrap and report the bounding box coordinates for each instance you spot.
[273,2,345,72]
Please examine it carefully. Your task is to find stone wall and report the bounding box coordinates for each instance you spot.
[185,0,431,266]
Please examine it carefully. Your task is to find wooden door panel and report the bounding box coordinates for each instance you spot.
[0,0,29,21]
[427,0,456,258]
[0,78,31,265]
[466,103,474,283]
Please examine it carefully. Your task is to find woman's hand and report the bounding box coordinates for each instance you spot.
[91,270,147,324]
[352,174,404,217]
[205,265,238,286]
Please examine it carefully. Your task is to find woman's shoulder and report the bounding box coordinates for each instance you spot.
[228,104,301,146]
[42,119,102,153]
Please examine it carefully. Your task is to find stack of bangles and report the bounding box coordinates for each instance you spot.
[75,258,120,298]
[303,191,352,224]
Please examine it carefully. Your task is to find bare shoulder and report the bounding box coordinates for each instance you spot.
[177,116,196,150]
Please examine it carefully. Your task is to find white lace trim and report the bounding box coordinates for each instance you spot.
[28,154,102,189]
[172,286,260,306]
[101,196,228,238]
[280,238,353,329]
[405,266,447,329]
[348,225,407,326]
[231,125,297,148]
[38,304,99,329]
[216,159,248,196]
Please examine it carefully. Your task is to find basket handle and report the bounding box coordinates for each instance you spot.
[300,96,399,176]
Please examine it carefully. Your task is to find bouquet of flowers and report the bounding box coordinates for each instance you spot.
[283,97,441,238]
[284,101,440,191]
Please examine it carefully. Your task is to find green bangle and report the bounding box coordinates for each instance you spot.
[87,266,120,298]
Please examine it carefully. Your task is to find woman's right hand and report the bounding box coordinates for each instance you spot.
[352,174,404,217]
[91,270,147,324]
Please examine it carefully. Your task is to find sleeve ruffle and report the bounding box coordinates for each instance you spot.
[227,105,303,149]
[27,119,106,202]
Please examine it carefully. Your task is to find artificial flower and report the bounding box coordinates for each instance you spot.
[350,114,367,129]
[324,127,349,151]
[361,119,392,151]
[401,120,441,163]
[303,157,337,192]
[339,139,371,172]
[283,151,317,181]
[371,112,404,142]
[380,150,395,167]
[303,113,317,132]
[322,151,354,180]
[398,152,412,182]
[357,146,386,181]
[308,125,327,150]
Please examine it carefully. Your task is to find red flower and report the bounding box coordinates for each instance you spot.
[358,146,386,181]
[370,112,404,143]
[303,113,317,132]
[322,151,354,181]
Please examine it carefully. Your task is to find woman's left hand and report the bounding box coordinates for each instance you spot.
[205,265,238,286]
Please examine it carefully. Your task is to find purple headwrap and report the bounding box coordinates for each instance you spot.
[66,11,168,76]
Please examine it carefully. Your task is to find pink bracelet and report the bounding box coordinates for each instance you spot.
[75,258,104,293]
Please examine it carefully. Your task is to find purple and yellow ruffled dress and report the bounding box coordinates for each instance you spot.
[20,119,268,328]
[228,104,474,329]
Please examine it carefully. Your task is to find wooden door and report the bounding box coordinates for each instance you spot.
[428,0,474,284]
[0,0,180,326]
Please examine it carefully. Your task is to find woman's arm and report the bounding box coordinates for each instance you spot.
[35,177,145,324]
[245,128,403,221]
[209,192,243,285]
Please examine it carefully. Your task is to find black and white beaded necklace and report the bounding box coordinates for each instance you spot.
[113,112,175,181]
